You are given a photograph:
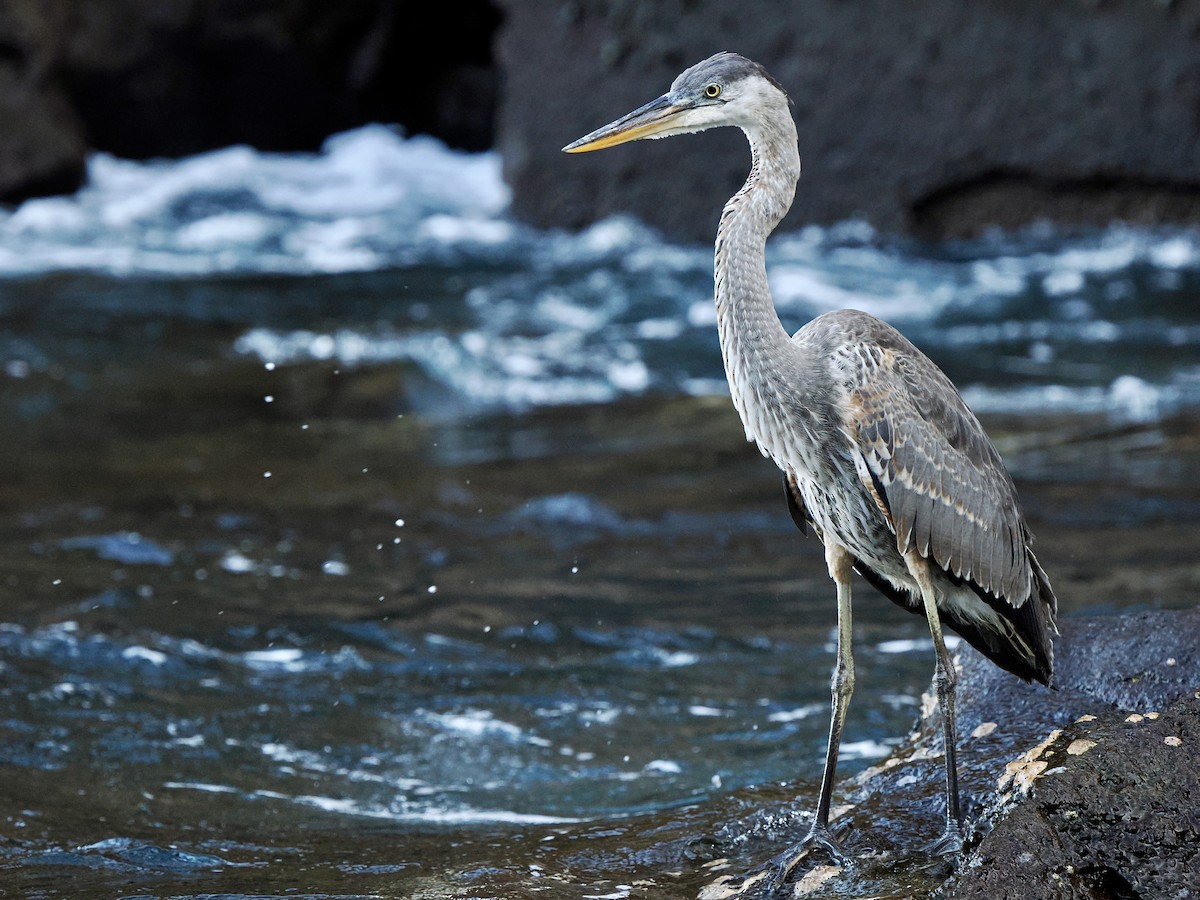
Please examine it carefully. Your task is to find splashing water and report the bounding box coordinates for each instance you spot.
[2,127,1200,420]
[3,126,1200,899]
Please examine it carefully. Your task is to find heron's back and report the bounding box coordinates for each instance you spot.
[786,310,1057,683]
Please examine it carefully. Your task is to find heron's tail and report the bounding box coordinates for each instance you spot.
[855,553,1057,687]
[954,550,1056,687]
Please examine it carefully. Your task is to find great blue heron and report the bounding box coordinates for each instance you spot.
[563,53,1058,886]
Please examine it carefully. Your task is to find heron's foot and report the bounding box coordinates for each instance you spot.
[764,824,846,893]
[923,820,964,856]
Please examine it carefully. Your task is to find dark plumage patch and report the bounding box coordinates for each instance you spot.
[856,557,1053,686]
[783,474,808,535]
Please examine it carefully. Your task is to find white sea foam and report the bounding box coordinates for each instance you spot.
[241,648,307,672]
[164,781,240,794]
[643,759,683,773]
[876,639,931,654]
[162,781,585,824]
[3,129,1199,420]
[0,126,509,276]
[419,709,528,742]
[767,704,824,723]
[840,739,896,760]
[122,646,168,666]
[961,375,1184,422]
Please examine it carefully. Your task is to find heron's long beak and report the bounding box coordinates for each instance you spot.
[562,94,685,153]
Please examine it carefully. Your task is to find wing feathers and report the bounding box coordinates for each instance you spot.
[836,329,1035,609]
[790,310,1056,682]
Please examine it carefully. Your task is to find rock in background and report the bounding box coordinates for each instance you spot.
[6,0,1200,242]
[495,0,1200,241]
[0,0,498,204]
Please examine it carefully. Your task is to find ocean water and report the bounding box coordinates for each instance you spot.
[4,124,1200,421]
[2,126,1200,897]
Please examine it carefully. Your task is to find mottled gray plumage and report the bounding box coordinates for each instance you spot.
[790,310,1057,680]
[564,52,1058,885]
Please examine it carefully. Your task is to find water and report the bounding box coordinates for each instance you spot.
[2,126,1200,897]
[6,125,1200,420]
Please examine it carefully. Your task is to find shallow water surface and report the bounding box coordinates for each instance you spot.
[3,132,1200,898]
[3,279,1199,897]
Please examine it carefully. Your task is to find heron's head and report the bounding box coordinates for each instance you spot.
[562,52,791,153]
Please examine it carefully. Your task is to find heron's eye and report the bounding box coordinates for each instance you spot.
[704,83,721,99]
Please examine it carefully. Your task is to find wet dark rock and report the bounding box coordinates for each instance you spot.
[0,0,500,203]
[944,694,1200,898]
[0,61,87,203]
[7,0,1200,243]
[496,0,1200,242]
[77,837,232,873]
[940,610,1200,899]
[699,608,1200,898]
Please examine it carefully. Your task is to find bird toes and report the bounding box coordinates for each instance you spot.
[762,824,847,892]
[922,820,965,857]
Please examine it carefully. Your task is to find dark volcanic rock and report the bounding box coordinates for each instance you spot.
[0,0,500,203]
[9,0,1200,243]
[940,609,1200,897]
[939,610,1200,898]
[699,608,1200,898]
[496,0,1200,242]
[0,63,87,203]
[943,694,1200,898]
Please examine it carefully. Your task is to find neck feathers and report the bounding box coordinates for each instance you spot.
[713,110,802,459]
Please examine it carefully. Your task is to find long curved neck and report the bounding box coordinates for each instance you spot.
[714,112,802,458]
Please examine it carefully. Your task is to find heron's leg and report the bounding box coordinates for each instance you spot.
[904,550,964,854]
[811,541,856,840]
[767,541,855,888]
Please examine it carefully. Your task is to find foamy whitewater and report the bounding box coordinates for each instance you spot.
[3,124,1200,419]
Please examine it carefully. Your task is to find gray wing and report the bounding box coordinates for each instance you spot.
[834,327,1034,605]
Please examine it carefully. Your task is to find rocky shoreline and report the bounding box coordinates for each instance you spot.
[698,608,1200,898]
[0,0,498,204]
[5,1,1200,240]
[497,0,1200,241]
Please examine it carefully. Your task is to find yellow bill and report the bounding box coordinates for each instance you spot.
[562,95,684,153]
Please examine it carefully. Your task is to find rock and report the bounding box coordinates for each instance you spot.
[0,0,500,203]
[495,0,1200,242]
[698,608,1200,898]
[0,63,87,203]
[9,0,1200,242]
[940,610,1200,898]
[943,694,1200,898]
